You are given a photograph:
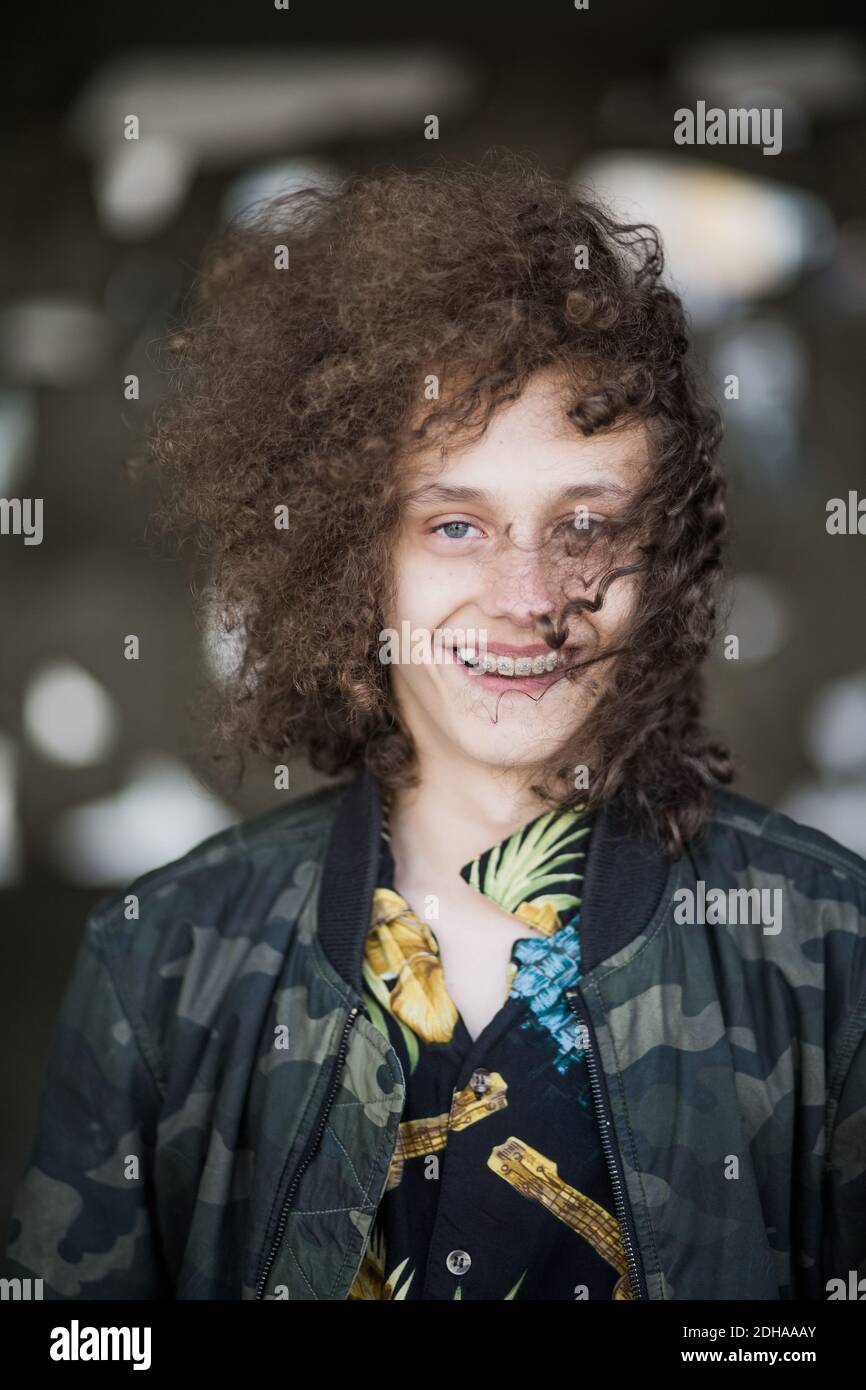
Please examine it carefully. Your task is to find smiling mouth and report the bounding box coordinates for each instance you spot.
[453,644,582,678]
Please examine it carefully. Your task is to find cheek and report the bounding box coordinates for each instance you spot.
[384,541,425,624]
[389,547,471,626]
[396,564,438,625]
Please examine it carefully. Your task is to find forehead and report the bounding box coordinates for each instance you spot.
[402,372,652,504]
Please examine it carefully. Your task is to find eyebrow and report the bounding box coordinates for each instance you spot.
[403,481,632,507]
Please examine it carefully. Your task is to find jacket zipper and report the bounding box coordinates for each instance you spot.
[254,1004,360,1299]
[564,985,648,1301]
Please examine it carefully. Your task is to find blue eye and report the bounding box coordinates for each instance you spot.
[433,521,482,540]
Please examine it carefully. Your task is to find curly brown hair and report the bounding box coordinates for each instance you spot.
[150,151,733,856]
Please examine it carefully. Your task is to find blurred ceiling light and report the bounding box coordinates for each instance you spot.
[66,49,475,237]
[221,158,343,228]
[574,153,834,325]
[0,733,22,886]
[0,299,112,384]
[48,751,237,886]
[719,573,792,663]
[804,671,866,777]
[672,35,866,120]
[0,388,36,493]
[23,660,119,767]
[98,134,195,240]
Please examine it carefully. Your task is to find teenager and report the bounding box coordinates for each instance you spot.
[5,157,865,1300]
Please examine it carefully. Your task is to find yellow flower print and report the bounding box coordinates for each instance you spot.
[513,899,562,936]
[365,887,458,1044]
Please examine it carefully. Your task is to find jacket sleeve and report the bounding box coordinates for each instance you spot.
[823,1015,866,1295]
[3,910,173,1298]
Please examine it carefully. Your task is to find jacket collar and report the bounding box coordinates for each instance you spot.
[316,766,672,995]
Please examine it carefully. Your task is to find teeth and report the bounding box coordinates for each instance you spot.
[456,646,567,676]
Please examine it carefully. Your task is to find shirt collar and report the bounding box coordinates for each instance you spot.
[379,798,591,937]
[316,767,675,997]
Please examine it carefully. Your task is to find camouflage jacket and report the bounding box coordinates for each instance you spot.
[5,769,866,1300]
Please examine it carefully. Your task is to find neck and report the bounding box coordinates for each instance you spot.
[388,748,553,882]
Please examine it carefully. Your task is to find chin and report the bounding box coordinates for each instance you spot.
[445,704,582,767]
[466,686,589,732]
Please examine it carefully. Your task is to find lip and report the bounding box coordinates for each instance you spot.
[450,641,585,694]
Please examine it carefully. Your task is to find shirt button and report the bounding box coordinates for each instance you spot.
[446,1249,471,1276]
[469,1067,490,1096]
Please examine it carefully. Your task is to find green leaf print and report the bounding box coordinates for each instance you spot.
[467,809,589,915]
[362,990,390,1043]
[389,1257,415,1300]
[362,959,420,1073]
[450,1269,528,1300]
[504,1270,528,1299]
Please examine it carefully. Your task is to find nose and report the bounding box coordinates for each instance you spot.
[478,536,558,627]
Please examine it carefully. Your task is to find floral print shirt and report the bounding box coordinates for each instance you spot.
[348,804,635,1301]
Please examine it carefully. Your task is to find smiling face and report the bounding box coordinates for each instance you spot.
[383,371,653,784]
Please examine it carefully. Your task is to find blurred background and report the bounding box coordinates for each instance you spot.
[2,0,866,1231]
